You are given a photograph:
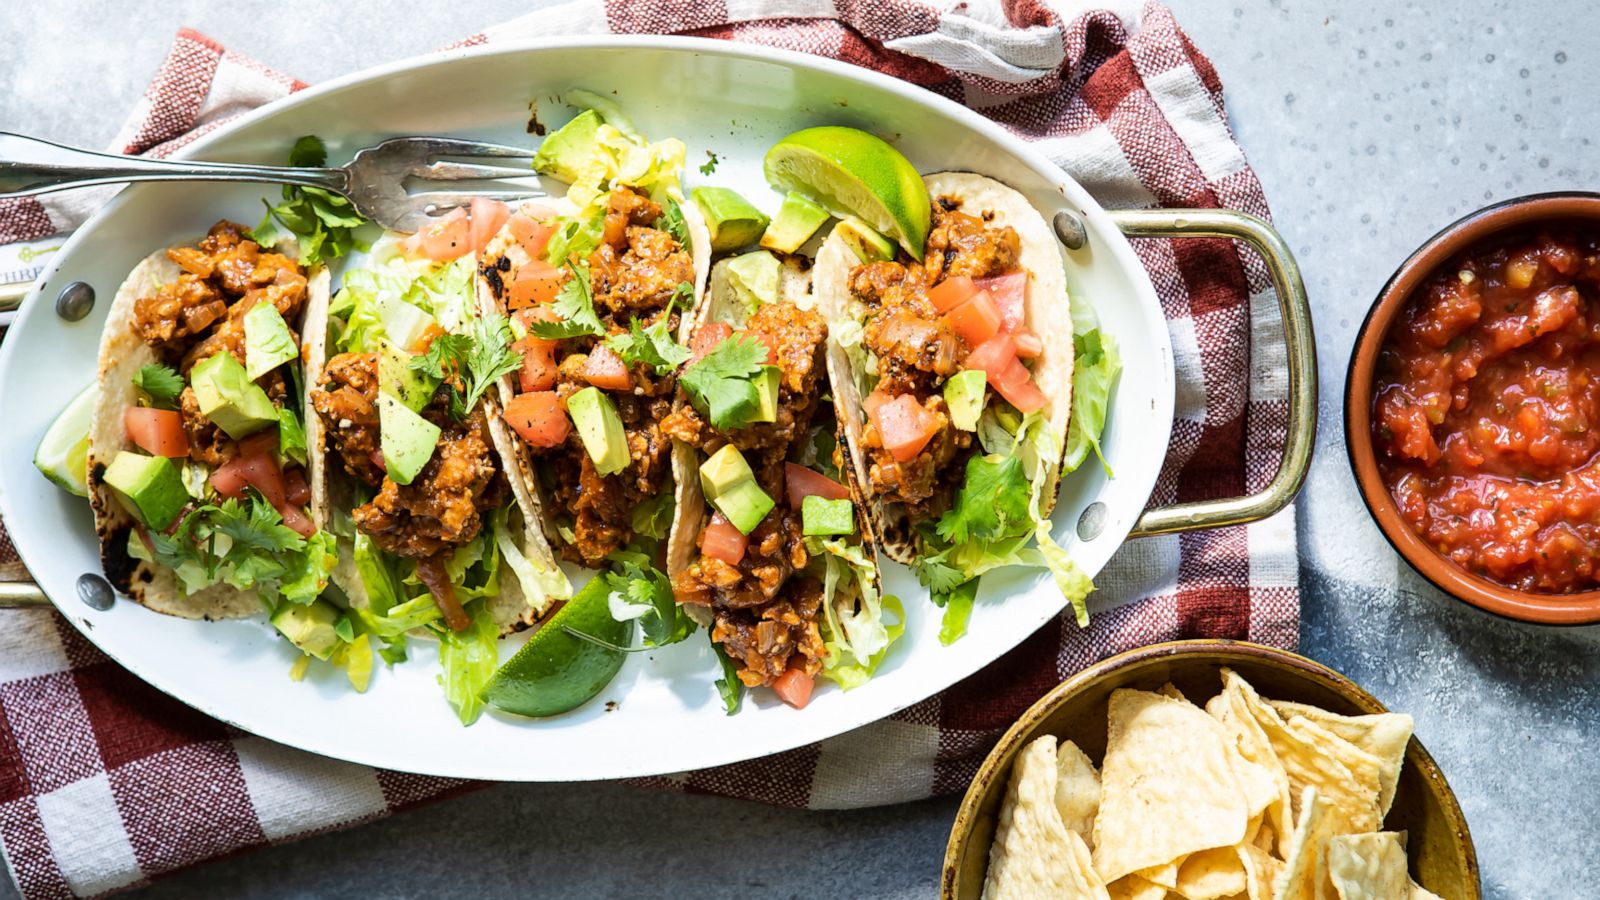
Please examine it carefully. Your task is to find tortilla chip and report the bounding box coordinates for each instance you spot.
[1270,701,1413,815]
[1210,673,1294,853]
[1274,787,1341,900]
[1174,845,1248,900]
[1220,670,1381,835]
[1157,682,1188,702]
[1325,832,1408,899]
[983,736,1110,899]
[1136,860,1180,890]
[1055,739,1101,844]
[1237,843,1284,900]
[1091,690,1250,883]
[1107,875,1168,900]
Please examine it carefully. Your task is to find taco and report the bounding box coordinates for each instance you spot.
[87,220,340,626]
[662,248,899,700]
[303,224,572,663]
[812,172,1096,622]
[475,105,710,573]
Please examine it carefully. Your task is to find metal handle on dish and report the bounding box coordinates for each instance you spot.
[0,131,348,199]
[0,581,50,608]
[1109,208,1317,537]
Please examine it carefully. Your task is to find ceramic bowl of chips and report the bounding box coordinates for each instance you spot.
[941,640,1479,899]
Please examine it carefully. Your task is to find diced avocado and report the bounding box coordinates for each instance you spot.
[714,480,774,536]
[271,599,341,661]
[752,365,780,424]
[801,495,855,536]
[243,302,299,381]
[692,187,771,252]
[759,192,830,254]
[377,391,441,486]
[376,296,435,353]
[532,109,605,184]
[837,217,896,263]
[944,370,988,432]
[567,387,628,476]
[190,352,278,440]
[103,451,188,532]
[377,342,439,414]
[725,250,781,310]
[699,445,774,535]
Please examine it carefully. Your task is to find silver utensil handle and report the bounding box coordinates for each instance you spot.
[0,132,348,198]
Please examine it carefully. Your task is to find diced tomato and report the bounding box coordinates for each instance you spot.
[976,273,1026,333]
[508,258,566,309]
[928,275,978,314]
[965,334,1019,381]
[701,513,749,566]
[236,452,288,509]
[468,198,511,255]
[869,394,940,463]
[278,504,316,538]
[210,457,249,499]
[238,429,279,459]
[941,290,1003,346]
[509,213,556,260]
[582,345,633,391]
[690,322,733,361]
[1013,330,1043,359]
[370,449,387,473]
[124,407,188,458]
[773,667,815,709]
[863,390,891,421]
[785,462,849,509]
[515,335,559,392]
[504,391,570,447]
[284,467,311,507]
[992,359,1046,413]
[401,208,472,261]
[516,305,560,328]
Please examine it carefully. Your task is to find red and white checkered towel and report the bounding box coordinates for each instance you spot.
[0,2,1298,896]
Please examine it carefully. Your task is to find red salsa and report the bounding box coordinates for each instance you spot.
[1374,227,1600,594]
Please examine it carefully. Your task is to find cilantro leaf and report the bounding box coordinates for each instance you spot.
[914,554,967,596]
[711,637,743,715]
[678,334,768,429]
[699,151,719,176]
[604,549,695,648]
[211,496,306,556]
[132,364,184,408]
[410,332,472,383]
[527,263,605,341]
[657,197,690,249]
[604,289,691,376]
[462,314,522,416]
[934,454,1031,545]
[249,134,368,265]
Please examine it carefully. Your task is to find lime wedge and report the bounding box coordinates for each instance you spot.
[484,575,630,718]
[35,383,98,497]
[763,126,931,259]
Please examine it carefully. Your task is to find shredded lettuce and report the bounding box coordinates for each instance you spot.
[491,506,572,617]
[330,237,476,351]
[1062,300,1121,476]
[935,579,979,646]
[437,605,500,725]
[811,536,903,690]
[328,633,375,692]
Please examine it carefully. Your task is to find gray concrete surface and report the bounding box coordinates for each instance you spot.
[2,1,1596,897]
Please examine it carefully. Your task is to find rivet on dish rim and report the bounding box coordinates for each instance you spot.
[1077,501,1108,541]
[1053,210,1088,250]
[76,573,113,610]
[55,282,94,321]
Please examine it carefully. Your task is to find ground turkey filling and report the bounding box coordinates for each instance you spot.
[312,351,508,564]
[130,220,308,468]
[662,301,832,687]
[849,198,1022,519]
[488,186,693,567]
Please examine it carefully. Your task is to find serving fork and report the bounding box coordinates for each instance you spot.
[0,132,547,234]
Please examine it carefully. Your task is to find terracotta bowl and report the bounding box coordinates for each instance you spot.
[941,640,1479,900]
[1345,192,1600,624]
